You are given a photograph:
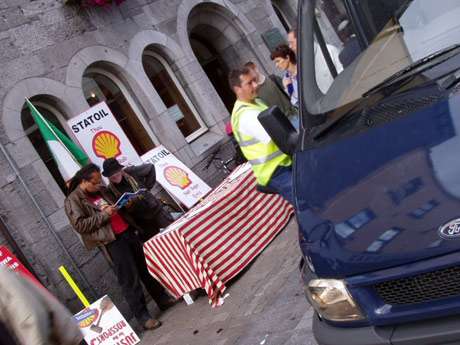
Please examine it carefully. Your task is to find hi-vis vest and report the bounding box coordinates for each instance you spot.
[231,99,292,186]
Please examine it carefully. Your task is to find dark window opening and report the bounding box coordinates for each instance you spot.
[83,73,155,155]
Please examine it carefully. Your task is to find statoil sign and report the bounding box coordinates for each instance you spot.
[68,102,142,168]
[142,146,211,208]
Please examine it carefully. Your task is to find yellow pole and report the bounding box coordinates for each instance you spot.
[59,265,91,308]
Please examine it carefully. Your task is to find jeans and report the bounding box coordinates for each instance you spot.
[106,230,170,323]
[267,166,294,205]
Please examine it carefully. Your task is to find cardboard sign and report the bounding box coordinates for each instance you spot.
[141,146,211,208]
[68,102,142,168]
[74,295,139,345]
[0,245,41,286]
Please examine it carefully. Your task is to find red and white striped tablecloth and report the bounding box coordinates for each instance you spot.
[143,164,294,306]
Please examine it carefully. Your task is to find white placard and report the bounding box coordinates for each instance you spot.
[74,295,139,345]
[68,102,142,168]
[141,146,211,208]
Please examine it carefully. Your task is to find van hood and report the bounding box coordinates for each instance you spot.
[295,85,460,278]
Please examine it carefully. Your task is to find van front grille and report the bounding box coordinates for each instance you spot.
[374,265,460,305]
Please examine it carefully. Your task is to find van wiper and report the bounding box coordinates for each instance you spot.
[312,103,364,140]
[363,44,460,97]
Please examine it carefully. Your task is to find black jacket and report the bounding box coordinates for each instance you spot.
[108,164,162,219]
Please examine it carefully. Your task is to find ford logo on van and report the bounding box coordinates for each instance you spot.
[439,219,460,239]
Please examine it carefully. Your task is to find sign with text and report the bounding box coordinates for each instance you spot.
[0,245,41,286]
[141,146,211,208]
[68,102,142,168]
[74,295,139,345]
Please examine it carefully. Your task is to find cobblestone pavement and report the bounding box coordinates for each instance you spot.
[140,219,318,345]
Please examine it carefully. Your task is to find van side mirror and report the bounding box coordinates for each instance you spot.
[258,106,299,156]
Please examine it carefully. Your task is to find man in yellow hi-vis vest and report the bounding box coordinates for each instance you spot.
[229,67,294,204]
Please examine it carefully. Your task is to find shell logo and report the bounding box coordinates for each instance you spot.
[164,166,191,189]
[74,308,99,328]
[92,130,121,159]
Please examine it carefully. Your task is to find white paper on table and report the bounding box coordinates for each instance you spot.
[227,163,251,181]
[184,201,214,218]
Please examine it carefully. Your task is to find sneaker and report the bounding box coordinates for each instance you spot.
[143,318,162,330]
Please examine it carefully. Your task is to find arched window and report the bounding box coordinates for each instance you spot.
[82,69,156,155]
[143,52,207,142]
[21,101,68,193]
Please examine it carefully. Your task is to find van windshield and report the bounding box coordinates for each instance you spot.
[309,0,460,115]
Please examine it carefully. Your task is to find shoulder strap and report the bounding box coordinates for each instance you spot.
[125,173,140,192]
[269,74,289,98]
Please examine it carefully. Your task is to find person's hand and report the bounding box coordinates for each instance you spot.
[125,199,136,209]
[102,205,117,216]
[283,76,292,89]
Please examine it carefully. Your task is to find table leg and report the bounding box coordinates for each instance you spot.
[183,293,194,305]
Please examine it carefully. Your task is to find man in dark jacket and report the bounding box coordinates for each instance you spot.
[65,164,173,332]
[102,158,174,242]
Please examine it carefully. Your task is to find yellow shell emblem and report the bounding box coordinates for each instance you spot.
[92,130,121,159]
[164,166,191,189]
[74,308,99,328]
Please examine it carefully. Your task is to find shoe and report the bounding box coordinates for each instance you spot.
[143,318,162,330]
[158,297,176,311]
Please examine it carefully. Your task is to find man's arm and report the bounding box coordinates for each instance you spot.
[126,164,156,190]
[239,108,273,144]
[64,198,111,235]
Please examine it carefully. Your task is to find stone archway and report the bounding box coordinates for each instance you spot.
[177,1,271,113]
[271,0,297,31]
[189,29,236,112]
[186,2,263,112]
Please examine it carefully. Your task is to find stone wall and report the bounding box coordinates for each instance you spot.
[0,0,296,315]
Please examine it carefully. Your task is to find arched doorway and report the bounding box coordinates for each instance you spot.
[188,3,261,113]
[271,0,297,31]
[189,33,235,112]
[82,67,156,156]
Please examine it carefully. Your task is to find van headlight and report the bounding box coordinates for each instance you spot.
[305,279,364,321]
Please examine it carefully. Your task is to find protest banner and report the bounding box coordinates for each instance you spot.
[74,295,139,345]
[68,102,142,167]
[0,245,42,286]
[142,146,211,208]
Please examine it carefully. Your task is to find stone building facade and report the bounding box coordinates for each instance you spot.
[0,0,297,315]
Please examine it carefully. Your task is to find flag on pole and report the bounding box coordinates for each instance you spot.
[26,99,89,181]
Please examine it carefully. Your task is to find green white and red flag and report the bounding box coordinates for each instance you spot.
[26,99,89,181]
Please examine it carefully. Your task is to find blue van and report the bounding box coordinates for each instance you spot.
[260,0,460,344]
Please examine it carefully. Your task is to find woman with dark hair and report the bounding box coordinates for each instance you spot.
[270,44,299,107]
[65,163,174,332]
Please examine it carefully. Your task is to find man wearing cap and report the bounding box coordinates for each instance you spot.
[102,158,173,242]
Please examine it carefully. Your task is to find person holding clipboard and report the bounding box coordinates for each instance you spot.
[64,164,175,332]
